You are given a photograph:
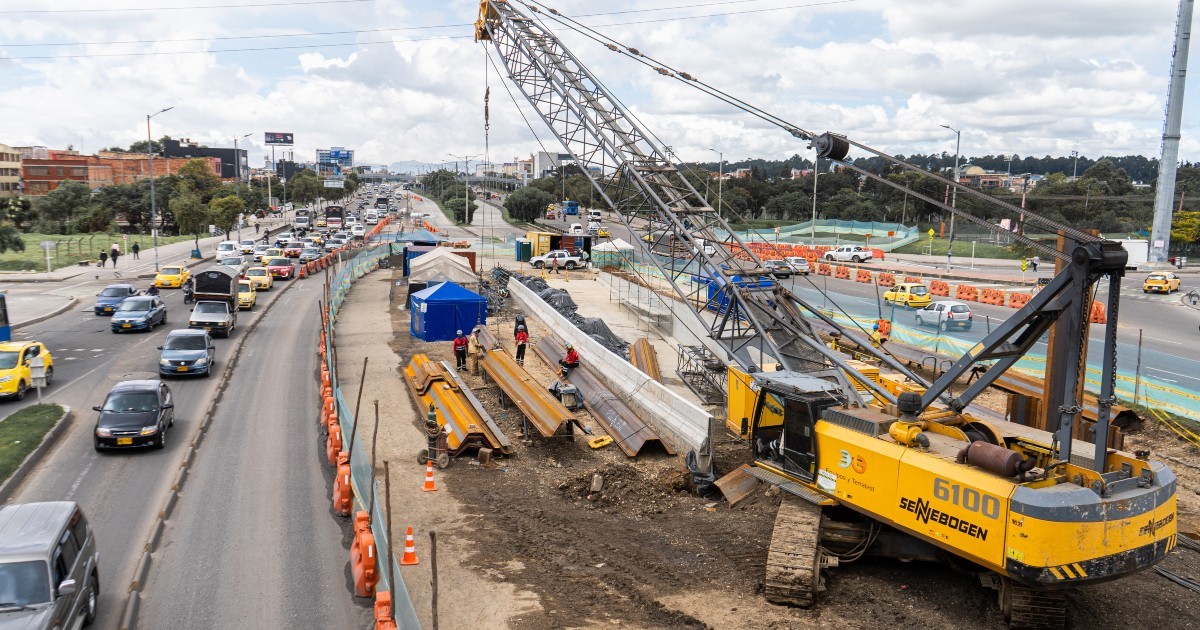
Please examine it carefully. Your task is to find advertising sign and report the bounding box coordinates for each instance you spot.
[265,132,294,145]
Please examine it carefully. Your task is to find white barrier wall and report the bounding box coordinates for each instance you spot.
[508,277,712,454]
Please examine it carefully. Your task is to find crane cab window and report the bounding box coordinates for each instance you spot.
[753,391,825,481]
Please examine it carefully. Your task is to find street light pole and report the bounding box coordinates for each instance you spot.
[447,153,479,223]
[233,133,251,196]
[810,152,820,247]
[1071,149,1079,180]
[708,148,723,220]
[146,106,174,272]
[940,124,961,270]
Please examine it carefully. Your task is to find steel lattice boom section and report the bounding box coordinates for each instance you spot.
[477,0,856,396]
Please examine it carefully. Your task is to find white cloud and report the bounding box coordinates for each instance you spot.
[0,0,1197,172]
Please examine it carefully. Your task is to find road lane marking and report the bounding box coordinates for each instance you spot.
[1142,336,1184,346]
[64,456,97,501]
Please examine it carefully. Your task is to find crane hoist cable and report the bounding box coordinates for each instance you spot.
[523,0,1099,258]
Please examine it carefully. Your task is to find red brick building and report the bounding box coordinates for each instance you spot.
[95,151,221,185]
[21,151,113,195]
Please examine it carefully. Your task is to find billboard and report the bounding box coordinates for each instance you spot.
[329,149,351,159]
[323,179,345,189]
[265,132,294,145]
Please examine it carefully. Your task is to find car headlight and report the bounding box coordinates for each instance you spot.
[160,359,171,366]
[95,428,112,437]
[0,376,12,383]
[194,357,208,365]
[140,425,159,436]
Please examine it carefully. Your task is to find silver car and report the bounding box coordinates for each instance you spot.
[0,502,99,628]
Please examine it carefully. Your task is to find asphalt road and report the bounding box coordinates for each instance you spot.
[2,256,321,628]
[136,272,370,628]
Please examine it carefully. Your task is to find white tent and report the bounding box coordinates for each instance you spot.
[409,248,477,285]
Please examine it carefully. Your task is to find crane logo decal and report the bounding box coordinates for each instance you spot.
[838,449,867,474]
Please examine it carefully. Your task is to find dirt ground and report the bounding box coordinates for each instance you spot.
[366,266,1200,629]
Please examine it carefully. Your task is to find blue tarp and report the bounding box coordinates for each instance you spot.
[409,281,487,342]
[394,229,445,245]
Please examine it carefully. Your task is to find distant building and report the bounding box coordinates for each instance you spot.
[162,139,246,180]
[0,144,20,197]
[21,152,113,195]
[533,151,569,178]
[95,151,221,185]
[316,147,354,174]
[275,160,310,180]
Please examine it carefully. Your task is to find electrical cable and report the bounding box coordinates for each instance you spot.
[0,0,370,14]
[4,34,471,60]
[3,24,466,48]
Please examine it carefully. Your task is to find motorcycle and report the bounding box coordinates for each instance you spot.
[182,285,195,304]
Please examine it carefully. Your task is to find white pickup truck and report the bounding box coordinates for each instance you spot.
[823,245,874,263]
[530,249,587,270]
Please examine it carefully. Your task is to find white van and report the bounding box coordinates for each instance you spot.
[587,210,603,222]
[294,216,310,230]
[214,240,240,259]
[364,212,379,225]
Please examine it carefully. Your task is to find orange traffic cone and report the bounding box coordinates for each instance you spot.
[400,526,419,565]
[422,461,437,492]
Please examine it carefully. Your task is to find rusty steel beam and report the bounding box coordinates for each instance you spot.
[441,360,513,455]
[474,326,576,438]
[629,338,662,383]
[403,354,512,455]
[532,336,674,457]
[992,370,1134,449]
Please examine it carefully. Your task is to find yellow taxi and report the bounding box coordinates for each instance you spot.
[154,265,191,288]
[237,279,257,311]
[597,226,611,237]
[0,341,53,400]
[259,248,283,265]
[245,266,273,291]
[882,282,932,309]
[1143,272,1181,293]
[315,217,327,228]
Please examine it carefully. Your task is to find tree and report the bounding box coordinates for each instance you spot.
[71,204,114,233]
[177,159,221,201]
[288,170,322,206]
[444,197,478,224]
[95,185,148,232]
[504,187,556,222]
[1172,211,1200,243]
[762,191,810,220]
[171,189,209,247]
[33,180,92,233]
[420,169,457,198]
[208,196,244,234]
[1,197,35,231]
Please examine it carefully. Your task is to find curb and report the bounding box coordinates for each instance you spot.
[0,271,88,284]
[0,405,73,504]
[13,296,80,330]
[118,264,302,627]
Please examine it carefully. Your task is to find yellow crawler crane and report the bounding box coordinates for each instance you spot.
[477,2,1176,626]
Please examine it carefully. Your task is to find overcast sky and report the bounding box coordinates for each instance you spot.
[0,0,1196,172]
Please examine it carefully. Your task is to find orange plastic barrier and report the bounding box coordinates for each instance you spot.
[1090,301,1107,323]
[855,269,872,283]
[320,396,335,432]
[980,288,1006,306]
[955,284,979,302]
[876,272,895,287]
[835,266,850,280]
[817,263,832,276]
[929,280,950,297]
[298,264,308,280]
[332,453,352,516]
[374,591,398,630]
[1008,292,1032,309]
[903,276,922,284]
[351,511,379,597]
[326,423,343,466]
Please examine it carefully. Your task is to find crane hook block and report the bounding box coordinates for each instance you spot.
[813,132,850,161]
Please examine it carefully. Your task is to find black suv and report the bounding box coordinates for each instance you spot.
[93,380,174,451]
[0,502,98,628]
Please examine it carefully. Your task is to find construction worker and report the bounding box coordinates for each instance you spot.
[452,330,468,371]
[559,342,580,377]
[514,325,528,366]
[828,330,841,352]
[876,318,891,343]
[551,255,560,274]
[468,329,483,376]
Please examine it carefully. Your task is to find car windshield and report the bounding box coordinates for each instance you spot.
[164,335,207,350]
[217,243,235,251]
[950,305,970,313]
[102,391,159,412]
[161,267,182,275]
[194,303,227,314]
[1148,274,1166,281]
[117,299,152,312]
[268,258,289,266]
[0,352,18,370]
[286,242,302,249]
[0,560,51,606]
[220,258,241,265]
[239,282,252,292]
[302,249,319,255]
[100,287,129,297]
[909,286,929,295]
[247,269,266,276]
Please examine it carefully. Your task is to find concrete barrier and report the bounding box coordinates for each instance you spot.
[507,276,711,454]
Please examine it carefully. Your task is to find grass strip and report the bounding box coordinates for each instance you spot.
[0,404,64,484]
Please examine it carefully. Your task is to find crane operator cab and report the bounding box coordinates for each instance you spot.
[746,371,846,482]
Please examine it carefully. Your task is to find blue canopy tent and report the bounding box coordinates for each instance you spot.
[409,282,488,342]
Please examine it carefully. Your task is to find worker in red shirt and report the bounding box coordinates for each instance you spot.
[515,325,528,366]
[453,330,468,371]
[559,342,580,377]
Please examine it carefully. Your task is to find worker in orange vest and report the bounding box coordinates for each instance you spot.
[871,319,891,347]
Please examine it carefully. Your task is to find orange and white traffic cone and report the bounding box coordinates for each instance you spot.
[422,461,437,492]
[400,526,419,565]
